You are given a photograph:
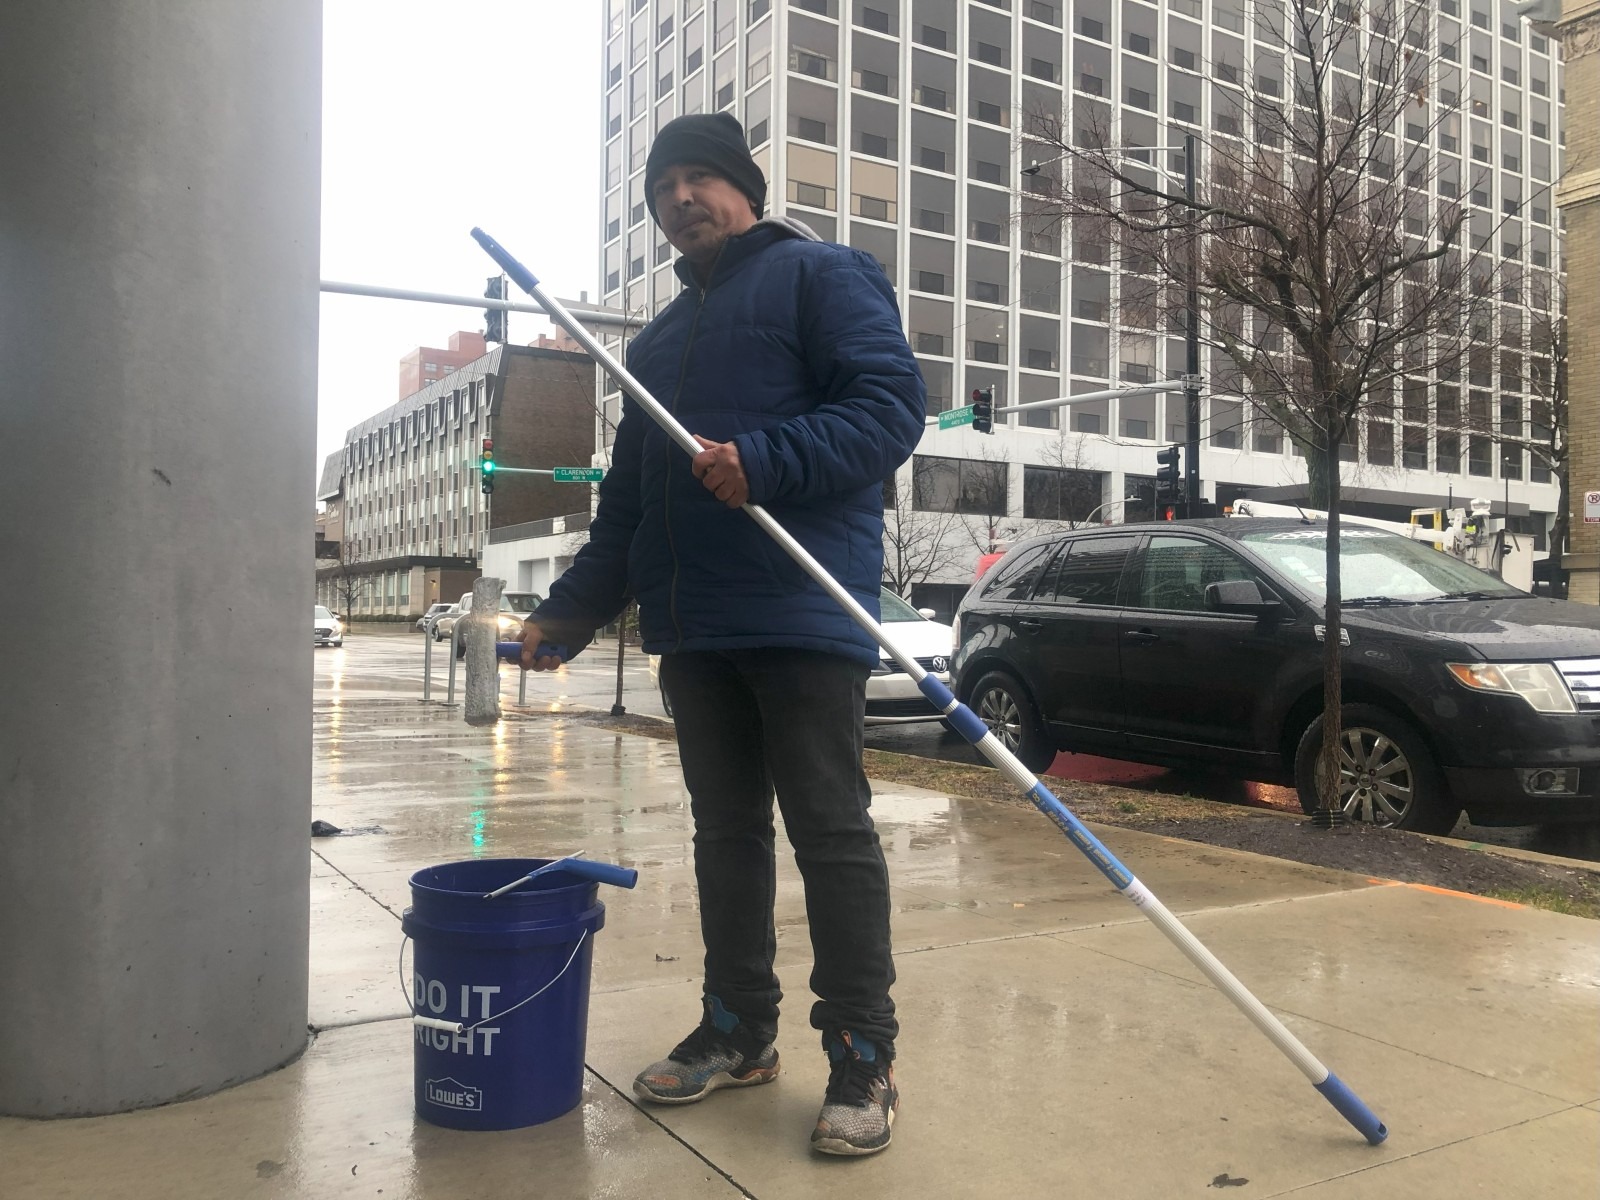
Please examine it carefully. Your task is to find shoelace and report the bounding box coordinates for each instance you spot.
[824,1052,883,1107]
[667,1021,744,1065]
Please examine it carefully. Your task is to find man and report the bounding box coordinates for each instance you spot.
[519,111,925,1156]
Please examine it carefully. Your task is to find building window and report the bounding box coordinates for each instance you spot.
[855,68,892,95]
[859,131,890,157]
[1468,435,1493,476]
[855,194,891,221]
[789,180,833,208]
[1402,427,1429,470]
[1023,465,1102,521]
[913,455,1008,515]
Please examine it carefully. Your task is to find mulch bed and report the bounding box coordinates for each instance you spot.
[573,711,1600,918]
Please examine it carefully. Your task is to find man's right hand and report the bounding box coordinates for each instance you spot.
[518,621,565,671]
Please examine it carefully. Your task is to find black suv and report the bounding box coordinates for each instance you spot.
[951,518,1600,833]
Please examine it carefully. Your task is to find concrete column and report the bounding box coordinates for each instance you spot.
[1558,3,1600,603]
[0,3,320,1115]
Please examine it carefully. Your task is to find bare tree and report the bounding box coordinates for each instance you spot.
[1033,424,1119,529]
[881,464,963,599]
[329,560,367,627]
[1029,0,1503,819]
[956,447,1023,557]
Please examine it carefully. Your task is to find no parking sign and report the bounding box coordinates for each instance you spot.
[1587,491,1600,525]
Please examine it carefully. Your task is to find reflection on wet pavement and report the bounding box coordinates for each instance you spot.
[3,632,1594,1199]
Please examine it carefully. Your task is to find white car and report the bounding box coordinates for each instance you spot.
[647,589,954,725]
[416,602,453,632]
[313,605,343,648]
[864,590,955,725]
[438,590,545,658]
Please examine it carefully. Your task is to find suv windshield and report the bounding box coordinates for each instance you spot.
[313,606,333,620]
[878,589,924,622]
[1240,528,1523,604]
[503,592,542,613]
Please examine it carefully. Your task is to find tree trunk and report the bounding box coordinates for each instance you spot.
[1304,441,1332,510]
[1552,467,1570,599]
[1315,432,1344,818]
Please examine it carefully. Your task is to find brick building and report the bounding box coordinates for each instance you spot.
[316,341,595,620]
[396,330,489,400]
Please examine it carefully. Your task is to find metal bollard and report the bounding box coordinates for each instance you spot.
[445,621,460,705]
[518,663,527,705]
[422,614,438,701]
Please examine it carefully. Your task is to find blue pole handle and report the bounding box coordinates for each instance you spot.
[497,642,568,663]
[556,859,639,889]
[471,227,540,293]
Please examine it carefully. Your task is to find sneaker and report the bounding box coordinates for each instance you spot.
[810,1031,898,1156]
[632,997,780,1105]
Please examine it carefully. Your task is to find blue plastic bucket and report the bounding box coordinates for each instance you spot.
[402,858,606,1130]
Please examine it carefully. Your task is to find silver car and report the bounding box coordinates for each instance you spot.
[313,605,343,648]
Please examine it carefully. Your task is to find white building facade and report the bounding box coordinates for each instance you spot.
[586,0,1564,615]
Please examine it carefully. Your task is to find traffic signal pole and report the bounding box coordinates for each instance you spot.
[1182,133,1202,520]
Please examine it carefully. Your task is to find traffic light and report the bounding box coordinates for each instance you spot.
[480,437,496,495]
[971,386,994,434]
[1155,444,1181,502]
[483,275,507,343]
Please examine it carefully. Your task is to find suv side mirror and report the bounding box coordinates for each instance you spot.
[1205,579,1284,616]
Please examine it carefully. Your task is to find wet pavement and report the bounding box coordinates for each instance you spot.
[5,632,1597,1198]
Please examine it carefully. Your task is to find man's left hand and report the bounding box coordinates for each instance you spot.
[690,435,750,508]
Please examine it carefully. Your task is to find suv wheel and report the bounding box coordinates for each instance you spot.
[969,671,1055,773]
[1292,704,1459,834]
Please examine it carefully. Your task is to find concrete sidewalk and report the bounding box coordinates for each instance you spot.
[5,696,1597,1199]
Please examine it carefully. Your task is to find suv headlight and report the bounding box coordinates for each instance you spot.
[1446,662,1576,714]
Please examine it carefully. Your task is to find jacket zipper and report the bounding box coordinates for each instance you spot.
[662,243,726,651]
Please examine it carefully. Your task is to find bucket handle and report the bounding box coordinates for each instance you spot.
[399,929,590,1035]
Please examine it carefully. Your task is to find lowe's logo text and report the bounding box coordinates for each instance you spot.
[426,1077,483,1110]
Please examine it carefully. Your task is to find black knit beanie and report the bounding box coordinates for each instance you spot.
[644,112,767,223]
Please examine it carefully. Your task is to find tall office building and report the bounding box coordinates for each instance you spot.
[598,0,1565,610]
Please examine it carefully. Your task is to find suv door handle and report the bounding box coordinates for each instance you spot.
[1016,618,1043,632]
[1124,628,1160,644]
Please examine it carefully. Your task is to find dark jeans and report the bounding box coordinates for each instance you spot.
[659,647,898,1057]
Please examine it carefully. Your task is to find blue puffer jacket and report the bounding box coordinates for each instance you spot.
[534,219,926,667]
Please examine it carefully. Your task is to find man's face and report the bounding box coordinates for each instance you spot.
[652,163,758,265]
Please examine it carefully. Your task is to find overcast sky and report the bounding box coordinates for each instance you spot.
[317,1,602,478]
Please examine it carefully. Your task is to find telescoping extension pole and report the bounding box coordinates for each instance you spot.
[469,227,1388,1146]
